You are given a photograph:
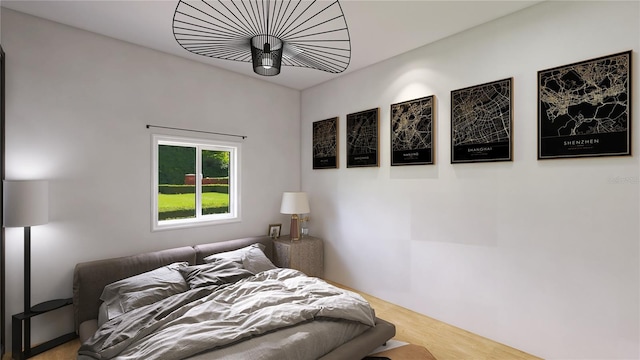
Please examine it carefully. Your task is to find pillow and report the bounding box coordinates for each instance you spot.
[242,245,277,274]
[97,302,109,328]
[203,243,266,264]
[99,262,189,320]
[179,260,253,289]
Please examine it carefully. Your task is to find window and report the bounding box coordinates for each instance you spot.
[152,134,240,230]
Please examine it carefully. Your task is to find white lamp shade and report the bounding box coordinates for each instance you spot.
[3,180,49,227]
[280,192,310,215]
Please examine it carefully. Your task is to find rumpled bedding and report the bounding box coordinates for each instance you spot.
[78,268,375,360]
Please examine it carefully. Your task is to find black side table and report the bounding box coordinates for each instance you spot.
[12,298,77,360]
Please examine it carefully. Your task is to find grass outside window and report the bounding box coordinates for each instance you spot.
[158,193,230,220]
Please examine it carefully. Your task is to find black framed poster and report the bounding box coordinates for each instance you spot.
[451,78,512,163]
[538,50,631,159]
[390,95,434,166]
[312,117,339,169]
[346,108,379,168]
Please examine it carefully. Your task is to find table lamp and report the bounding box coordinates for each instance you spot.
[280,192,310,241]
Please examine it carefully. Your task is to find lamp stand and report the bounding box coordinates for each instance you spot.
[289,214,300,241]
[11,225,76,359]
[23,226,32,353]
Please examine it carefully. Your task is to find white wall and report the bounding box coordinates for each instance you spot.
[302,1,639,359]
[1,9,300,346]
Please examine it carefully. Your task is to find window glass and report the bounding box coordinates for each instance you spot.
[201,149,230,216]
[158,145,196,221]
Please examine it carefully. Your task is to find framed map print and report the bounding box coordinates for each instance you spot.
[451,78,512,163]
[312,117,339,169]
[390,95,435,166]
[538,51,631,159]
[346,108,379,168]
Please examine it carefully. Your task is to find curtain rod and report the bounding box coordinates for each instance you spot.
[146,124,247,139]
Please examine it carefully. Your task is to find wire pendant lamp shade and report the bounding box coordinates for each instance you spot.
[173,0,351,76]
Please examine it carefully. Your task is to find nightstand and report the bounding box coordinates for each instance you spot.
[273,235,324,278]
[12,298,77,360]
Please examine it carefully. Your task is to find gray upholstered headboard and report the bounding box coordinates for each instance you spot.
[72,236,274,337]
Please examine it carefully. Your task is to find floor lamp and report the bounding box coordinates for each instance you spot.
[3,180,48,355]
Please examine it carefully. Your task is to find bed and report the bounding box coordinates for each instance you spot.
[72,236,395,359]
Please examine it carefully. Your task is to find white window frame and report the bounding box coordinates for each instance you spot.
[152,134,241,231]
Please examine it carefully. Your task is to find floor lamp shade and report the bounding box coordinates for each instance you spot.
[3,180,49,227]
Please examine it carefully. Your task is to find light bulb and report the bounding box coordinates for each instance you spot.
[262,54,273,69]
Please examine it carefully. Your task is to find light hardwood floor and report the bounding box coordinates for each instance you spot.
[3,283,542,360]
[335,283,542,360]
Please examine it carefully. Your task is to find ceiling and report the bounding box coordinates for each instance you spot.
[2,0,543,90]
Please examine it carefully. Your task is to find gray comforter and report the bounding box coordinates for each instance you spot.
[78,268,375,360]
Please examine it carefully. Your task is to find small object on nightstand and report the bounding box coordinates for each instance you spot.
[268,223,282,239]
[273,235,323,277]
[300,215,310,238]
